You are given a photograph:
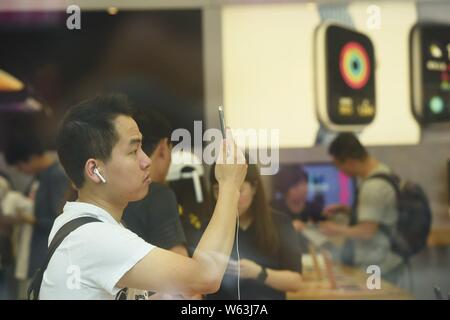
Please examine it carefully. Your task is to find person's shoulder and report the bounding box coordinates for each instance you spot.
[71,221,140,249]
[48,211,104,244]
[272,209,293,226]
[271,199,289,213]
[47,161,69,181]
[362,172,396,196]
[361,179,393,196]
[149,181,170,192]
[148,182,176,198]
[364,163,390,181]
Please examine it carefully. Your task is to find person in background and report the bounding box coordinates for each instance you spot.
[272,165,325,233]
[121,106,197,299]
[166,150,212,257]
[208,162,303,300]
[4,130,69,299]
[0,172,17,299]
[319,132,405,285]
[122,108,187,257]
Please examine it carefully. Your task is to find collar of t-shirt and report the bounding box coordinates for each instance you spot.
[64,201,120,224]
[358,163,390,185]
[49,201,123,244]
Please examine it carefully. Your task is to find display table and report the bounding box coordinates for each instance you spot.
[288,261,414,300]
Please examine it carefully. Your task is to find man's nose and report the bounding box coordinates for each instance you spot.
[140,150,151,170]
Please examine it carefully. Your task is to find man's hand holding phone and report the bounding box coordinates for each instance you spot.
[215,128,247,197]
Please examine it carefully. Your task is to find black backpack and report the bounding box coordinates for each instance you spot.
[367,173,432,260]
[28,216,101,300]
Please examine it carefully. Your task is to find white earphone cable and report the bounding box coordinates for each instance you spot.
[236,211,240,300]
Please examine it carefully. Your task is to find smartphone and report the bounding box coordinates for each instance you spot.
[218,106,227,139]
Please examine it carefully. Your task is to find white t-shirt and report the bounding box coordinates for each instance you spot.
[354,163,403,273]
[39,201,155,300]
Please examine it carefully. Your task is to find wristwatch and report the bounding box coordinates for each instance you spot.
[256,266,268,283]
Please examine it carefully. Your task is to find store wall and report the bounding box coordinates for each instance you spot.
[222,1,450,227]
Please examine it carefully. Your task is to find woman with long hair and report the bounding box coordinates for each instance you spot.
[207,162,302,300]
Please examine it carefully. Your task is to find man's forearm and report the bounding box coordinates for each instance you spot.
[265,269,302,292]
[193,184,240,281]
[341,223,378,240]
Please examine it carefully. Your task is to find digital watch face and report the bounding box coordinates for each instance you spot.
[411,24,450,124]
[325,25,376,125]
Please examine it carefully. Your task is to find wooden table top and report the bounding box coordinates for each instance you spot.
[288,264,414,300]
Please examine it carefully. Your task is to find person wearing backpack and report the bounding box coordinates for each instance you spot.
[319,133,407,286]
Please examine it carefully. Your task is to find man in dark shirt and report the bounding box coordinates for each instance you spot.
[4,132,69,298]
[125,182,186,252]
[122,108,187,256]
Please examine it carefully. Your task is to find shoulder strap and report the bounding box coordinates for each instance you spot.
[27,216,102,300]
[366,173,401,196]
[351,173,400,225]
[364,173,402,243]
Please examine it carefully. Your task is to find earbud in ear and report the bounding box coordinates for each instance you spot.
[93,167,107,184]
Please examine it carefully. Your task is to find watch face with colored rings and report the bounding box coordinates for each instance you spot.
[325,25,376,126]
[339,41,371,90]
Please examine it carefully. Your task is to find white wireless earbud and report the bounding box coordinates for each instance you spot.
[93,167,106,184]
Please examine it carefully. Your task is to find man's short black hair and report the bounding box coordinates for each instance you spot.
[4,112,54,165]
[133,107,172,156]
[328,132,368,162]
[56,94,133,189]
[4,133,45,165]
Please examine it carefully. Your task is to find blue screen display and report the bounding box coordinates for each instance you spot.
[302,163,355,207]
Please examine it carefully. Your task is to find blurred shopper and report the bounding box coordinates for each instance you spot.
[167,150,212,257]
[122,107,197,299]
[4,129,69,299]
[123,108,187,256]
[208,162,302,300]
[0,172,17,299]
[272,165,325,232]
[319,133,405,285]
[272,165,326,252]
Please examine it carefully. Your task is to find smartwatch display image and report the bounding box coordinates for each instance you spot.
[410,23,450,124]
[315,23,376,132]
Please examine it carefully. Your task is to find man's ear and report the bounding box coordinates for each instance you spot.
[163,138,172,158]
[84,159,103,184]
[157,138,170,159]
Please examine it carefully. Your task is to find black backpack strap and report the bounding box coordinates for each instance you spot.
[341,173,399,266]
[27,216,101,300]
[364,173,402,243]
[367,173,401,197]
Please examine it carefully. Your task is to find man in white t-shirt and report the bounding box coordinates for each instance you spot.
[39,94,247,299]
